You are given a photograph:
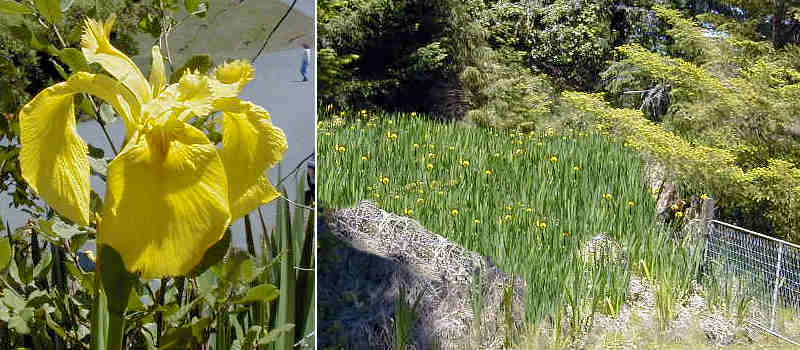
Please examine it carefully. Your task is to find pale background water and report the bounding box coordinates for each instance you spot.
[1,0,315,256]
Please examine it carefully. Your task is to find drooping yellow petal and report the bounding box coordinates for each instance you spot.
[81,16,152,104]
[210,60,255,99]
[149,46,166,96]
[99,121,231,278]
[230,176,281,220]
[214,98,287,219]
[19,72,140,225]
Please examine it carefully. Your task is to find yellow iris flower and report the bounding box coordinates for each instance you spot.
[18,17,287,278]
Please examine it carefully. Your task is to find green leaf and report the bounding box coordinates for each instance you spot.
[169,55,212,83]
[89,157,108,178]
[0,0,33,14]
[50,58,68,79]
[32,246,52,279]
[40,218,83,242]
[65,259,96,292]
[189,228,231,276]
[98,102,118,124]
[184,0,207,16]
[275,186,296,350]
[160,317,212,349]
[79,96,97,118]
[233,283,279,305]
[258,324,294,345]
[220,250,259,286]
[8,314,31,334]
[165,291,208,324]
[34,0,62,23]
[57,48,88,73]
[97,244,133,350]
[59,0,73,12]
[0,237,11,271]
[98,244,135,315]
[87,143,104,159]
[1,291,26,311]
[127,288,145,311]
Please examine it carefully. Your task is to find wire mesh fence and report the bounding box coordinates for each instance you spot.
[704,220,800,342]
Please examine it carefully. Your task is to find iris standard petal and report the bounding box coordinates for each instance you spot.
[149,46,167,96]
[19,72,139,225]
[99,122,231,278]
[209,60,255,99]
[81,16,152,104]
[214,98,287,219]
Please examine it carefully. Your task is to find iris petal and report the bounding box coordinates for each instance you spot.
[19,72,139,225]
[149,46,167,96]
[81,16,152,104]
[99,122,231,278]
[230,176,281,220]
[214,98,287,219]
[210,60,255,99]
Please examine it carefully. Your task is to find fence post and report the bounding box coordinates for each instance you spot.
[770,244,784,329]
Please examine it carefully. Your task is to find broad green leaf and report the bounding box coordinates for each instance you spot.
[127,288,145,311]
[258,324,294,345]
[8,314,31,334]
[169,55,212,83]
[1,291,26,311]
[0,237,11,271]
[89,157,108,178]
[160,317,213,349]
[165,291,208,324]
[34,0,62,23]
[189,228,231,276]
[98,102,118,124]
[57,48,88,73]
[0,0,32,14]
[184,0,207,15]
[220,250,258,286]
[196,268,216,296]
[233,283,279,304]
[40,218,83,242]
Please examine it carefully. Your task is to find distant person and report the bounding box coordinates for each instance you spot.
[300,43,311,82]
[305,156,315,205]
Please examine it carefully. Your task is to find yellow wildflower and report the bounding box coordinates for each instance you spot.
[18,17,287,277]
[451,209,459,216]
[426,163,434,169]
